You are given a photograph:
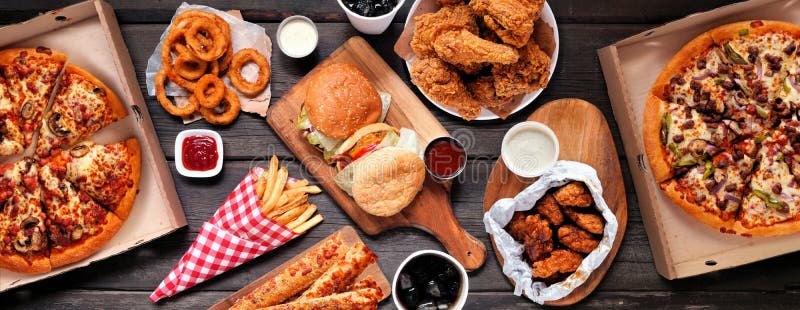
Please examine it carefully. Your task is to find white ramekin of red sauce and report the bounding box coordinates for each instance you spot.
[175,129,223,178]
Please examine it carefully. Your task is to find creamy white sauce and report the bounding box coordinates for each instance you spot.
[279,19,318,57]
[502,125,558,176]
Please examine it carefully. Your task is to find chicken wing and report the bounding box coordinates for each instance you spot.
[531,249,583,279]
[411,4,478,59]
[433,29,519,66]
[563,207,604,235]
[553,181,593,207]
[410,58,481,120]
[491,39,551,97]
[558,225,599,254]
[467,76,513,109]
[470,0,545,48]
[533,194,564,225]
[507,213,553,261]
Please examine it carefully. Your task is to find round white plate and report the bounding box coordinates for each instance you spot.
[403,1,560,121]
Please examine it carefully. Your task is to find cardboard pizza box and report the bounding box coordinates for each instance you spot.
[598,0,800,280]
[0,0,186,290]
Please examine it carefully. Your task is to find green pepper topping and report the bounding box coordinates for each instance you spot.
[738,29,749,36]
[713,77,725,85]
[668,143,682,158]
[673,158,697,167]
[756,105,770,119]
[752,189,787,211]
[738,81,753,96]
[702,161,715,180]
[661,112,671,145]
[724,42,748,65]
[755,133,767,143]
[785,77,793,93]
[777,153,784,162]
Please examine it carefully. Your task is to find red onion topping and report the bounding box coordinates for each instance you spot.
[725,194,741,203]
[693,70,712,80]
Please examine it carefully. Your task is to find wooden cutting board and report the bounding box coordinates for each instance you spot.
[266,37,486,271]
[209,226,390,309]
[482,98,627,306]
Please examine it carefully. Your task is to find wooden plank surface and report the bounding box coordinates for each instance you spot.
[482,98,627,306]
[6,0,800,309]
[266,36,486,271]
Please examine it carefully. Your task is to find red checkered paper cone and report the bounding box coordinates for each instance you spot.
[150,167,299,302]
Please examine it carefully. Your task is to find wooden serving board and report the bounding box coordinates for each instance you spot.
[482,98,627,306]
[266,37,486,271]
[209,226,390,309]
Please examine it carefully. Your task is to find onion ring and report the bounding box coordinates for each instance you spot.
[155,69,198,117]
[174,53,208,80]
[217,44,233,73]
[199,88,240,125]
[195,74,226,109]
[228,48,271,96]
[172,10,230,40]
[186,22,227,62]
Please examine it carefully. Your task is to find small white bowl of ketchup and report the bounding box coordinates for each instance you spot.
[175,129,223,178]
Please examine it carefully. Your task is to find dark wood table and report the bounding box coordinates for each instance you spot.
[4,1,800,308]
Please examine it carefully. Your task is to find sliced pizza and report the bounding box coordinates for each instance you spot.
[35,65,127,157]
[0,47,66,150]
[40,138,141,220]
[0,158,50,273]
[0,77,25,156]
[38,164,123,268]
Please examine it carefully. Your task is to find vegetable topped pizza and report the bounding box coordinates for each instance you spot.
[644,20,800,236]
[0,47,141,274]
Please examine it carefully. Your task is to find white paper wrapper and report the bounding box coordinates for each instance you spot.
[483,161,619,304]
[144,2,272,123]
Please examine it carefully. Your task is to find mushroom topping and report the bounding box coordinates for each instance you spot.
[71,226,83,241]
[687,139,708,158]
[20,101,33,119]
[92,87,105,95]
[47,113,70,137]
[69,144,90,158]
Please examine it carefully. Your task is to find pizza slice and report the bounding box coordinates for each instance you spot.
[40,138,141,220]
[0,77,26,156]
[737,119,800,235]
[0,158,50,273]
[38,164,123,268]
[661,138,757,232]
[35,65,127,157]
[0,47,67,150]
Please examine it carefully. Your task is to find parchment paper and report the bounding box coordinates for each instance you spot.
[144,2,272,123]
[483,161,619,304]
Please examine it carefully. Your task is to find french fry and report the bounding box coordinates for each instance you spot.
[275,205,306,226]
[287,205,317,230]
[269,197,308,218]
[293,214,324,234]
[255,170,269,199]
[263,167,288,212]
[260,157,280,208]
[277,190,304,208]
[285,179,308,190]
[283,185,322,196]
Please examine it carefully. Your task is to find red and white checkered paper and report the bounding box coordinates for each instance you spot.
[150,167,300,302]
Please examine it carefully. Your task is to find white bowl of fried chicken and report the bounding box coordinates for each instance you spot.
[404,0,559,121]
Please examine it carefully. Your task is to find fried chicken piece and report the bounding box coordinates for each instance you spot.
[531,249,583,279]
[558,225,600,254]
[563,207,604,235]
[470,0,545,48]
[533,194,564,225]
[553,181,593,207]
[507,213,553,261]
[436,0,464,6]
[467,76,512,109]
[454,62,486,75]
[410,58,482,120]
[433,29,519,66]
[411,4,479,59]
[491,39,551,97]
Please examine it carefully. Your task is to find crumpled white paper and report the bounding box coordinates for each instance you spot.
[144,2,272,123]
[483,161,619,304]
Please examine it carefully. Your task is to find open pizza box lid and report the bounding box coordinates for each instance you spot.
[0,0,185,290]
[597,0,800,280]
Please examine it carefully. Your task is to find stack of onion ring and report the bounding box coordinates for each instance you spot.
[155,9,252,126]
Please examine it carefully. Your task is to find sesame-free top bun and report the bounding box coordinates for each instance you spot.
[351,147,426,217]
[305,63,382,140]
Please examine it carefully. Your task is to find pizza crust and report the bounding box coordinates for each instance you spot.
[643,94,672,182]
[661,180,737,233]
[111,138,141,221]
[708,20,800,44]
[730,217,800,237]
[0,253,50,274]
[649,32,714,99]
[0,47,67,67]
[49,211,124,268]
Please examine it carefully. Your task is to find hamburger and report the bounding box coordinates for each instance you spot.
[332,123,426,217]
[296,63,390,160]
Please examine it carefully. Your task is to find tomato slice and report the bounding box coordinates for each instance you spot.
[350,142,380,161]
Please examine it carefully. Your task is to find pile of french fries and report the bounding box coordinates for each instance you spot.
[255,156,323,234]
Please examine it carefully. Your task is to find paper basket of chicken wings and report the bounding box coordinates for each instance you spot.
[484,161,619,304]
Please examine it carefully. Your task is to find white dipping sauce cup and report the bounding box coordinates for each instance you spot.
[276,15,319,58]
[337,0,406,35]
[501,121,560,178]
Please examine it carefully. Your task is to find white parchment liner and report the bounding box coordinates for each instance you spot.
[484,161,618,304]
[144,2,272,123]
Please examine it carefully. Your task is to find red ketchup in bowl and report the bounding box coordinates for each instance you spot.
[424,137,467,180]
[182,135,219,171]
